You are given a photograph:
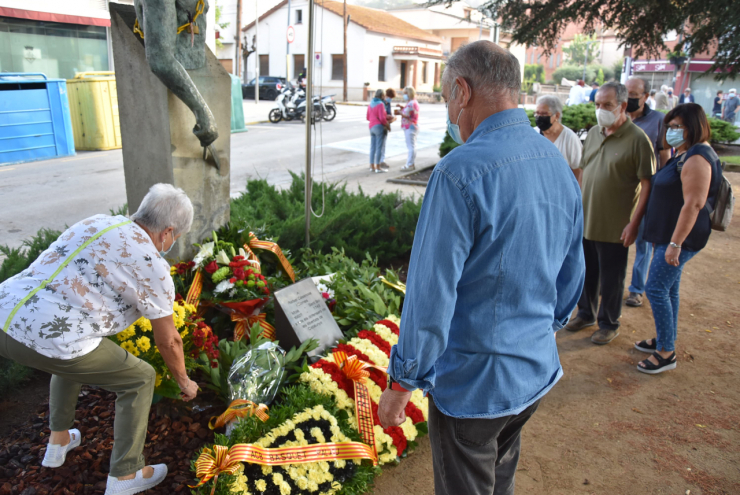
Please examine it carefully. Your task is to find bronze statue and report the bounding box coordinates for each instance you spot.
[133,0,218,148]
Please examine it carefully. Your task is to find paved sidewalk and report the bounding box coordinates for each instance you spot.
[242,99,277,124]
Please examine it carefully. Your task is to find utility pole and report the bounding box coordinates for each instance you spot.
[582,40,593,81]
[342,0,347,102]
[235,0,242,78]
[286,0,291,79]
[255,0,259,103]
[304,0,315,247]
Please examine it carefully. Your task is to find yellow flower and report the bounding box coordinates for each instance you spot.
[134,317,152,332]
[255,479,267,492]
[121,340,139,356]
[155,373,162,387]
[136,336,151,353]
[117,325,136,341]
[230,465,249,493]
[183,302,197,315]
[279,482,291,495]
[180,329,188,339]
[172,304,186,328]
[170,266,177,276]
[261,465,272,476]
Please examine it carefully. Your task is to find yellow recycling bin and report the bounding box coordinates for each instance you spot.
[67,72,122,151]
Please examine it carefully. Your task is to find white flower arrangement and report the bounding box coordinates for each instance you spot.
[193,241,215,269]
[214,279,235,294]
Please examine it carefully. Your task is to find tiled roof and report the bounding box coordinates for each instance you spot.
[244,0,441,45]
[318,0,441,44]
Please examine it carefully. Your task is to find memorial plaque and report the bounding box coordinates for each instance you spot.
[273,278,344,359]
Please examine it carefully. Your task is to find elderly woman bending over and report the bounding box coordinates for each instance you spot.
[534,95,583,185]
[0,184,197,495]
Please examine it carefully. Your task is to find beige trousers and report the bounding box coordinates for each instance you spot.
[0,332,154,477]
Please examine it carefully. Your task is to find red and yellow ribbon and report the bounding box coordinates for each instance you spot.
[331,350,387,463]
[209,399,269,430]
[191,442,376,493]
[248,233,296,282]
[186,269,204,308]
[192,351,386,492]
[231,312,276,342]
[133,0,204,39]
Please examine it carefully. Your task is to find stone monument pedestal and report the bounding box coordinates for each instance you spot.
[109,2,230,260]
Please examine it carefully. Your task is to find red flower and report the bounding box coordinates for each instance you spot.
[232,255,245,261]
[175,293,184,302]
[322,292,330,300]
[328,299,337,313]
[210,360,219,368]
[357,330,391,357]
[229,256,251,268]
[376,320,400,336]
[229,277,237,283]
[204,260,219,274]
[233,267,246,280]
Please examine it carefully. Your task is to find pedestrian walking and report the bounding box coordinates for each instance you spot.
[378,41,585,495]
[0,184,197,495]
[655,86,669,111]
[367,89,390,173]
[624,77,670,308]
[636,104,724,374]
[378,88,397,169]
[534,95,583,184]
[678,88,694,104]
[565,82,656,345]
[712,90,723,118]
[722,88,738,123]
[397,86,419,170]
[647,90,657,110]
[667,88,678,109]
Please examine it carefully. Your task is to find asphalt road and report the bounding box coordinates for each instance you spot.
[0,104,447,251]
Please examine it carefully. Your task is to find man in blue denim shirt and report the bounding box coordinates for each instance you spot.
[378,41,585,495]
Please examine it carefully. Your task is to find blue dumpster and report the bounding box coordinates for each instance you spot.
[0,73,75,166]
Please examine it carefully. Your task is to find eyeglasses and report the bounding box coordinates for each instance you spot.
[666,124,685,130]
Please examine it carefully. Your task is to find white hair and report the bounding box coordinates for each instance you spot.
[730,88,737,94]
[404,86,416,99]
[537,95,563,120]
[442,40,521,103]
[130,183,194,236]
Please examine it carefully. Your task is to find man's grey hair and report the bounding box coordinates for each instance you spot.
[730,88,737,94]
[628,77,650,95]
[442,40,521,103]
[131,183,194,236]
[537,95,563,120]
[599,81,628,104]
[374,88,384,99]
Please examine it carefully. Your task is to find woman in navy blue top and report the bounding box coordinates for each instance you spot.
[636,103,723,374]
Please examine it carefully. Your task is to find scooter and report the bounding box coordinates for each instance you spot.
[269,83,302,123]
[320,95,337,121]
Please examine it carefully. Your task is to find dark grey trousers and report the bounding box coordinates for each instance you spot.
[428,397,541,495]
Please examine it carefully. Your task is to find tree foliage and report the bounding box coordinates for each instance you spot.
[563,33,600,65]
[456,0,740,79]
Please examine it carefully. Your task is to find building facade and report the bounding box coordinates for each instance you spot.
[0,0,112,79]
[241,0,443,100]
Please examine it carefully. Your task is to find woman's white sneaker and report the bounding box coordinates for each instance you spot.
[104,464,168,495]
[41,428,81,468]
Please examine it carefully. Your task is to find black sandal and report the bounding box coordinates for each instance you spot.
[634,338,657,353]
[637,352,676,375]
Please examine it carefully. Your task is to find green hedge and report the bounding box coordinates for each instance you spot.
[525,102,597,134]
[229,174,421,265]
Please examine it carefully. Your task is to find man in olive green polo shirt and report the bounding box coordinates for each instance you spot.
[565,81,655,344]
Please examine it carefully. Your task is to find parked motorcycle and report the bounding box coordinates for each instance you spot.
[269,83,337,123]
[320,95,337,121]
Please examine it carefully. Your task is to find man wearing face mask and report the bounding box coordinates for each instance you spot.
[0,183,197,494]
[565,82,655,345]
[624,77,670,308]
[377,41,585,495]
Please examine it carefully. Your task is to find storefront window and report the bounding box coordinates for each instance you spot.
[0,17,108,80]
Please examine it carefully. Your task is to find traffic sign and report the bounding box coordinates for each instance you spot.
[287,26,295,44]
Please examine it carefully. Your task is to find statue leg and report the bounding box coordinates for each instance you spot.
[137,0,219,147]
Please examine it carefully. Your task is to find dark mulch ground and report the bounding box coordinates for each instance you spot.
[0,385,218,495]
[713,143,740,157]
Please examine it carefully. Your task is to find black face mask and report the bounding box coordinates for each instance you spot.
[626,98,642,113]
[535,115,552,132]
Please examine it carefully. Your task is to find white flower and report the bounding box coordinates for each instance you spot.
[216,249,231,266]
[316,283,335,300]
[193,242,214,268]
[214,279,235,294]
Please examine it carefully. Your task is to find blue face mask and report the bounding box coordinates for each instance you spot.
[159,231,177,257]
[666,128,685,148]
[403,94,409,101]
[446,85,464,145]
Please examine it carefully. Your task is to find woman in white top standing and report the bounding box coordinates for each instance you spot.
[534,95,583,185]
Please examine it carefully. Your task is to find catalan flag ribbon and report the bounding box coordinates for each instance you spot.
[209,399,269,430]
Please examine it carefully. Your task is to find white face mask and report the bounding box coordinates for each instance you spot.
[596,107,620,128]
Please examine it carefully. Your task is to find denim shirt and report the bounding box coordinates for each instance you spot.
[388,109,585,418]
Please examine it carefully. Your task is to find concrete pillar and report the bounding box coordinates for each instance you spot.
[412,60,418,89]
[434,63,440,88]
[109,3,231,261]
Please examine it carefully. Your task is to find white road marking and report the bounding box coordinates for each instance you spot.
[323,128,447,157]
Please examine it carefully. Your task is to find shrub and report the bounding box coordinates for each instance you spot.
[527,102,596,134]
[708,117,740,143]
[0,228,61,284]
[439,130,461,157]
[552,65,595,84]
[229,174,422,265]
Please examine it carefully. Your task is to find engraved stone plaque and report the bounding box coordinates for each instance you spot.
[273,278,343,359]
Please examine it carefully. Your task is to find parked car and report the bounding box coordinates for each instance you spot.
[242,76,286,100]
